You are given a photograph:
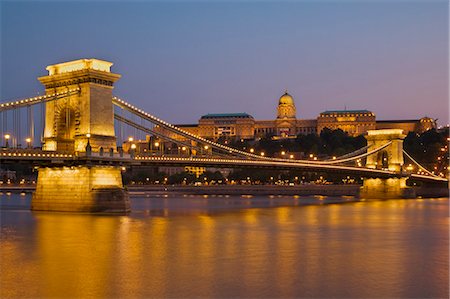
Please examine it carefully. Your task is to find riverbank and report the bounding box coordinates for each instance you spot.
[127,184,361,196]
[1,183,447,198]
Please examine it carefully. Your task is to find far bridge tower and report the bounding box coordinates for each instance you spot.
[361,129,415,199]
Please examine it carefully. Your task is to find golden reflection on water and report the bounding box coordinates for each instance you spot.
[0,198,448,298]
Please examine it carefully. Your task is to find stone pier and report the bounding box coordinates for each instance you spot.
[361,129,415,199]
[360,177,415,199]
[32,166,130,213]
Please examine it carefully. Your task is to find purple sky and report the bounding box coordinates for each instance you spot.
[1,1,448,125]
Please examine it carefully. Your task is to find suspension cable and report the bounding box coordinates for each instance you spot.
[403,149,440,178]
[325,144,371,161]
[112,95,396,166]
[112,96,270,160]
[115,114,205,153]
[0,88,80,112]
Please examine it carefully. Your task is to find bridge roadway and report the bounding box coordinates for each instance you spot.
[0,149,446,183]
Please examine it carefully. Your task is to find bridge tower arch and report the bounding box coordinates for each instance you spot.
[365,129,406,172]
[38,59,120,152]
[361,129,415,199]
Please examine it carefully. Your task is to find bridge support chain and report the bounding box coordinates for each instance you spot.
[31,165,130,213]
[360,177,416,199]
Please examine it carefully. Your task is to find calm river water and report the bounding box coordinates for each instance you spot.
[0,192,448,298]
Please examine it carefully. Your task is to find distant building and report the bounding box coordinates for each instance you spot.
[317,110,376,136]
[376,117,436,134]
[198,113,255,139]
[153,91,436,141]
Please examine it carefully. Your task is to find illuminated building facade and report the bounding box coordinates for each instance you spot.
[316,110,377,136]
[154,91,436,141]
[198,113,255,139]
[376,117,436,134]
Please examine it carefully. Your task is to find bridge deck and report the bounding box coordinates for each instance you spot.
[1,150,446,182]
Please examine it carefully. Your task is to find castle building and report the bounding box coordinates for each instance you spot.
[317,110,376,136]
[198,113,255,139]
[153,91,435,141]
[376,117,436,134]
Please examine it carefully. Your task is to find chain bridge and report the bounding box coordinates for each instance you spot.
[0,59,447,213]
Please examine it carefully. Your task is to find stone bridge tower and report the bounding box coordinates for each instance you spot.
[365,129,406,172]
[32,59,129,213]
[38,59,120,152]
[361,129,415,199]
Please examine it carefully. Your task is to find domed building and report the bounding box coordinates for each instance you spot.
[254,91,316,138]
[277,91,296,119]
[275,91,298,137]
[152,90,436,143]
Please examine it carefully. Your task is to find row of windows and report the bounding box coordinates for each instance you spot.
[255,128,275,134]
[320,113,375,118]
[255,127,316,134]
[319,123,375,128]
[213,120,236,125]
[214,127,236,136]
[298,127,316,133]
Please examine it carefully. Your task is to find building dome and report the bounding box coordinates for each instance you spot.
[418,117,436,133]
[279,92,294,105]
[277,91,296,119]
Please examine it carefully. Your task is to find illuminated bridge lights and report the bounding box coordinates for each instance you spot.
[116,94,392,165]
[0,149,441,182]
[1,93,444,182]
[0,88,81,111]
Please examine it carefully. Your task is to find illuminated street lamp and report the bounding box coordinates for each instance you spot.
[4,134,10,148]
[250,148,254,153]
[281,151,286,156]
[25,137,32,149]
[128,137,134,142]
[203,145,209,156]
[289,154,294,159]
[130,143,137,158]
[260,152,265,156]
[179,146,188,156]
[153,141,160,155]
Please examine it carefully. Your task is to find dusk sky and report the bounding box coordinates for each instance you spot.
[1,1,448,125]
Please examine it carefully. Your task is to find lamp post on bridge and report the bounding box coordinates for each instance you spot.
[154,141,160,155]
[130,143,136,159]
[26,138,32,149]
[4,134,10,148]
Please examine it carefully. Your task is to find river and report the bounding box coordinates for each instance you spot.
[1,192,448,298]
